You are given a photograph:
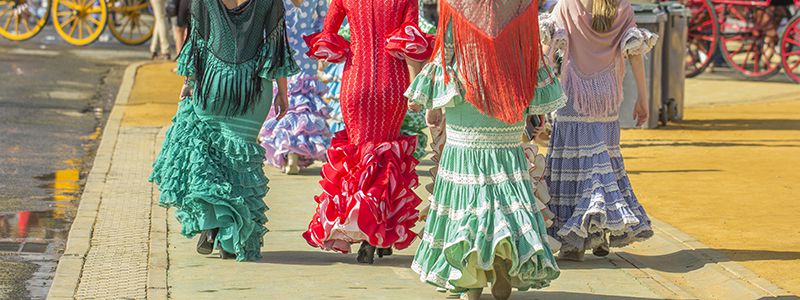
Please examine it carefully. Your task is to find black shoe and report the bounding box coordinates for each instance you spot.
[592,235,610,257]
[592,243,610,257]
[196,229,217,255]
[376,247,393,258]
[356,242,375,264]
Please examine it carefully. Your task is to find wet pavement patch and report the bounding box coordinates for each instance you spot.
[0,260,37,299]
[0,40,147,299]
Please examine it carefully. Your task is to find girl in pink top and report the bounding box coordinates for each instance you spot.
[541,0,658,261]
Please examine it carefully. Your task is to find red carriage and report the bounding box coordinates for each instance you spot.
[682,0,800,82]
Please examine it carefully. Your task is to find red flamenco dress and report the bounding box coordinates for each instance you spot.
[302,0,434,254]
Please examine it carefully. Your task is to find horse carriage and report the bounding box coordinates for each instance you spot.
[683,0,800,82]
[0,0,153,46]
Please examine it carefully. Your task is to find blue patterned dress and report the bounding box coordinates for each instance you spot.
[541,2,657,253]
[259,0,331,169]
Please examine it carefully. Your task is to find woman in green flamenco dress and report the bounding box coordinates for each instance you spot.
[148,0,299,261]
[405,0,564,298]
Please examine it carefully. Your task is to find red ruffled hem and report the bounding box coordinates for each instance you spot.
[303,131,422,253]
[303,32,351,64]
[385,22,435,62]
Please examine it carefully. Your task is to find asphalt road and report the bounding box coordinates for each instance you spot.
[0,28,151,299]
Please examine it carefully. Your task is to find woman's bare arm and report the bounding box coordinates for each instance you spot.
[629,54,649,127]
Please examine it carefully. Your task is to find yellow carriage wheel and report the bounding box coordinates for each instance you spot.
[0,0,49,41]
[51,0,107,46]
[107,0,153,45]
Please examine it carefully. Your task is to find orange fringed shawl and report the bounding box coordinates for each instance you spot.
[434,0,541,124]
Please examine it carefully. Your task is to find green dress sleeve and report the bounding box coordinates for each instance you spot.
[175,0,206,80]
[525,59,567,115]
[258,0,300,80]
[404,22,463,110]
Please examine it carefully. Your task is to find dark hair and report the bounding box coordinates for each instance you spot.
[422,3,438,25]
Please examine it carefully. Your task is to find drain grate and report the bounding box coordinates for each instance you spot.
[0,242,49,254]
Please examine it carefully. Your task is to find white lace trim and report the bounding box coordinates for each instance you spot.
[447,125,522,142]
[555,114,619,123]
[621,27,659,58]
[445,124,524,148]
[448,124,524,133]
[549,141,608,150]
[428,197,538,221]
[546,162,627,182]
[548,180,633,203]
[411,261,458,289]
[405,60,463,109]
[438,169,531,185]
[526,94,568,115]
[420,222,536,249]
[548,143,622,159]
[447,140,522,149]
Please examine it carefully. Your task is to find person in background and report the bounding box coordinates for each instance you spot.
[170,0,191,58]
[259,0,331,175]
[319,21,349,135]
[149,0,172,60]
[302,0,433,264]
[399,0,438,161]
[149,0,298,261]
[541,0,658,262]
[407,0,564,298]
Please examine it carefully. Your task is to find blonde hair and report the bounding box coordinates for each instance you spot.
[591,0,619,32]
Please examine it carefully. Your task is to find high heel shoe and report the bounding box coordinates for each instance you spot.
[491,260,512,300]
[376,247,393,258]
[356,242,375,264]
[592,233,610,257]
[196,228,217,255]
[217,241,236,260]
[460,288,482,300]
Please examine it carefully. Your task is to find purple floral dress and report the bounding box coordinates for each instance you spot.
[259,0,331,168]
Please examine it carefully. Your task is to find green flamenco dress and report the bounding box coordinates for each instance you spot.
[148,0,299,261]
[405,24,565,291]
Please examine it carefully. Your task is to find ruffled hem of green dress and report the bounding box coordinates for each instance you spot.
[149,100,270,262]
[412,146,560,292]
[413,189,560,292]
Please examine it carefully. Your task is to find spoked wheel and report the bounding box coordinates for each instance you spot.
[780,14,800,83]
[718,4,782,80]
[107,0,152,45]
[683,0,719,78]
[0,0,49,41]
[51,0,107,46]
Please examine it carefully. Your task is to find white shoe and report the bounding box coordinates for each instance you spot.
[285,153,300,175]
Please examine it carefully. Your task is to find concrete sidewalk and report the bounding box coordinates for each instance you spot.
[46,62,797,299]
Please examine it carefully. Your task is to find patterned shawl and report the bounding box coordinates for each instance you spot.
[435,0,541,124]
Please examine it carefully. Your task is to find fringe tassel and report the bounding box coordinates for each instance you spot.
[433,1,541,124]
[562,62,624,116]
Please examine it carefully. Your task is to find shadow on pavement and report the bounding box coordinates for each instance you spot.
[623,141,800,148]
[626,169,721,175]
[617,249,800,273]
[664,119,800,131]
[513,291,665,299]
[258,250,414,267]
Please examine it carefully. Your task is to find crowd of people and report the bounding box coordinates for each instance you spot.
[147,0,659,298]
